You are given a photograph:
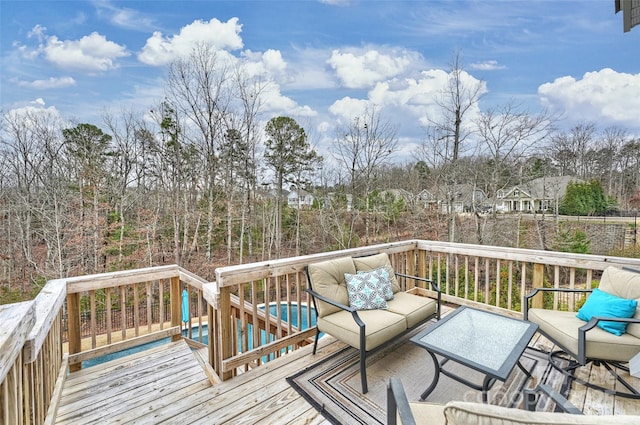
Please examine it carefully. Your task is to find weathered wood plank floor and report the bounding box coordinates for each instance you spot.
[54,320,640,424]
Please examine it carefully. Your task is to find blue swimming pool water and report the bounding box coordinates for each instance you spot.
[179,303,319,357]
[82,303,316,367]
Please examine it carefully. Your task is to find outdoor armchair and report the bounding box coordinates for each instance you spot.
[523,266,640,398]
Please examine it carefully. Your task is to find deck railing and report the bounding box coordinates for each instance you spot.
[0,265,212,425]
[3,239,640,424]
[203,240,640,380]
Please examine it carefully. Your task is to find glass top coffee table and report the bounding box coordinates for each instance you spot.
[410,306,538,403]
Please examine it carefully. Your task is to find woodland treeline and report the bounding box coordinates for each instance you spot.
[1,47,639,303]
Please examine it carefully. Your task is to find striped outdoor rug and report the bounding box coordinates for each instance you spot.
[287,320,570,425]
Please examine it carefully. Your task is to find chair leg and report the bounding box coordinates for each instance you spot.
[360,346,368,393]
[312,329,320,355]
[549,350,640,399]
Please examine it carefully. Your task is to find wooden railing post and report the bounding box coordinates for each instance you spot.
[532,263,545,309]
[208,304,217,373]
[67,292,82,372]
[217,286,233,381]
[170,276,181,342]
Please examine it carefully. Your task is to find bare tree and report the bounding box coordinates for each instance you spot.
[475,102,555,245]
[0,109,69,284]
[547,122,597,179]
[103,109,149,266]
[596,127,626,198]
[476,102,555,208]
[228,65,267,263]
[165,43,230,262]
[416,52,484,242]
[332,107,398,245]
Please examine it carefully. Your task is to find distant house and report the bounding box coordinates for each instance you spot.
[417,189,437,209]
[287,189,314,209]
[432,184,487,213]
[496,176,581,213]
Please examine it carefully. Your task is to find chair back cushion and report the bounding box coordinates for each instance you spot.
[307,256,356,317]
[353,252,401,293]
[598,267,640,339]
[444,401,640,425]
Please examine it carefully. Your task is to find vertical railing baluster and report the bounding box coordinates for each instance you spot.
[496,259,501,308]
[569,267,576,311]
[473,257,479,302]
[553,266,560,310]
[159,280,164,330]
[520,262,527,312]
[133,282,140,337]
[507,260,514,311]
[106,287,112,344]
[454,255,459,298]
[90,290,97,349]
[252,280,259,367]
[146,281,152,333]
[120,285,127,340]
[238,281,246,358]
[484,258,490,305]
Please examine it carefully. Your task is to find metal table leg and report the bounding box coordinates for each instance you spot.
[420,350,441,401]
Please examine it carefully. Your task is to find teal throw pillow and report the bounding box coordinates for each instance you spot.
[576,288,638,336]
[357,267,394,300]
[345,270,389,310]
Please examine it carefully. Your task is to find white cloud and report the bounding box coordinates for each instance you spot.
[328,68,487,128]
[17,76,76,89]
[8,102,61,119]
[327,48,419,89]
[38,31,129,72]
[138,18,243,66]
[28,24,47,42]
[469,60,506,71]
[328,96,369,121]
[242,49,289,83]
[279,46,336,90]
[95,2,156,31]
[261,84,317,118]
[538,69,640,129]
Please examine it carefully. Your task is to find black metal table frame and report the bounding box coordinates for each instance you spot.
[410,306,539,403]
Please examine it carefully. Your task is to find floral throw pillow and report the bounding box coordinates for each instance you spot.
[357,267,394,300]
[345,269,390,310]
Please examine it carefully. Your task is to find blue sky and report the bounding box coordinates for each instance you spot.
[1,0,639,161]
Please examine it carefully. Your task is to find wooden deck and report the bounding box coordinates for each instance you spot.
[53,318,640,424]
[53,336,339,424]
